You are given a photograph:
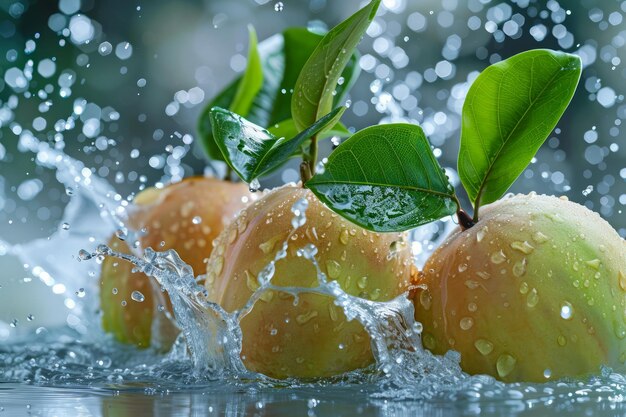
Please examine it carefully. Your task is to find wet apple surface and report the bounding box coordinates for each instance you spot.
[412,193,626,382]
[100,177,254,348]
[205,184,416,379]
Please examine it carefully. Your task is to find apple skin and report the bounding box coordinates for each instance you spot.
[205,183,416,379]
[412,193,626,382]
[100,177,254,349]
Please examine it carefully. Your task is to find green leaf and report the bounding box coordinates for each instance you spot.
[197,29,359,162]
[273,28,360,124]
[268,118,351,142]
[230,26,264,116]
[210,106,346,182]
[292,0,380,131]
[306,124,458,232]
[198,79,240,161]
[458,49,582,214]
[198,34,284,161]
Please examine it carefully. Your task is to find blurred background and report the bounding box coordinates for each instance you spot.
[0,0,624,332]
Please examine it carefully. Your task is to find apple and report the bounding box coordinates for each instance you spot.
[100,176,253,349]
[205,184,416,378]
[412,193,626,382]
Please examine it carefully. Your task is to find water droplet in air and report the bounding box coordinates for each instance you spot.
[27,314,34,321]
[544,368,552,379]
[10,319,18,327]
[61,222,70,230]
[76,288,85,297]
[291,198,308,228]
[115,228,128,240]
[78,249,92,260]
[192,216,202,225]
[274,1,284,12]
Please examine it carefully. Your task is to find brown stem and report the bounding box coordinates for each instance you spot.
[300,162,312,184]
[457,209,475,231]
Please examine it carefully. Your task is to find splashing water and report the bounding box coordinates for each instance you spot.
[3,148,626,414]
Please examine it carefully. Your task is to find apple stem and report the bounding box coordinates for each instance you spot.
[452,196,474,230]
[225,165,233,181]
[457,209,475,231]
[301,134,318,185]
[300,161,312,183]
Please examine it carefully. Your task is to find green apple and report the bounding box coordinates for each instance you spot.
[205,184,416,378]
[412,193,626,382]
[100,177,253,349]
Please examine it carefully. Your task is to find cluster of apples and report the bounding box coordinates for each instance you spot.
[100,0,626,383]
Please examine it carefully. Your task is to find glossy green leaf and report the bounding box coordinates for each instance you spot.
[230,26,263,116]
[292,0,380,131]
[306,124,458,232]
[272,27,360,123]
[268,118,351,142]
[210,106,345,182]
[459,49,582,214]
[198,28,358,162]
[198,80,240,161]
[197,32,283,162]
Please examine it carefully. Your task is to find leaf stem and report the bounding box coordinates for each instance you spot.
[309,135,318,174]
[300,161,312,183]
[301,134,318,184]
[453,195,475,231]
[472,201,480,223]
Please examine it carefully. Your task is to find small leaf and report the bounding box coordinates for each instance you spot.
[198,29,358,162]
[458,49,582,214]
[306,124,458,232]
[292,0,380,131]
[210,106,345,182]
[198,80,239,161]
[197,31,280,162]
[273,27,360,124]
[268,118,351,143]
[230,25,264,116]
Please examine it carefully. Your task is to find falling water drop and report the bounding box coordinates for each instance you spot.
[249,178,260,192]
